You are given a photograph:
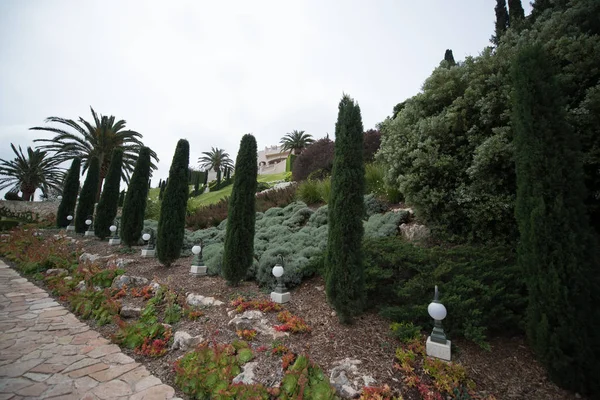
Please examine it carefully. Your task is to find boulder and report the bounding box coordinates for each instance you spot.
[232,362,258,385]
[171,331,204,351]
[111,275,150,289]
[120,306,142,319]
[228,311,288,339]
[106,258,134,269]
[79,253,101,263]
[46,268,68,277]
[186,293,224,307]
[329,358,376,399]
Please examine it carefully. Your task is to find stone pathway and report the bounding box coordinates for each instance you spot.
[0,260,180,400]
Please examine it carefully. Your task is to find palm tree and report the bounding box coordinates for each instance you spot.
[0,144,64,201]
[280,130,314,155]
[198,147,234,186]
[30,107,158,198]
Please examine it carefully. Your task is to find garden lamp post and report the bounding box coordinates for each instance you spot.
[109,220,120,245]
[84,216,94,237]
[190,239,207,276]
[66,215,74,232]
[141,230,155,257]
[270,254,290,304]
[426,285,451,361]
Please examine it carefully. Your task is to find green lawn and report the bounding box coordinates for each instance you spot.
[149,172,289,208]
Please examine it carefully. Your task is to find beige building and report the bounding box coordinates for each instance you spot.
[257,145,290,175]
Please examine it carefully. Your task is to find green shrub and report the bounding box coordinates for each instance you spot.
[121,147,152,246]
[157,139,190,267]
[390,321,422,343]
[95,149,123,239]
[364,211,409,238]
[56,158,80,227]
[364,193,388,217]
[362,237,526,348]
[296,180,324,205]
[223,134,258,285]
[74,156,100,233]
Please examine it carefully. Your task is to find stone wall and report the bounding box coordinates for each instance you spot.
[0,200,60,219]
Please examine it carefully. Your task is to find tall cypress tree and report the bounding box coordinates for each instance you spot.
[118,190,126,207]
[443,49,456,67]
[512,45,600,396]
[222,134,257,285]
[121,147,152,246]
[325,94,366,324]
[508,0,525,23]
[56,158,81,227]
[157,140,190,267]
[74,156,100,233]
[94,149,123,239]
[492,0,509,45]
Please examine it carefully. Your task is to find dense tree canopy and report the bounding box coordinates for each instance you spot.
[378,0,600,242]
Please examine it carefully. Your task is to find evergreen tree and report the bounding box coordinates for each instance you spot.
[118,190,125,207]
[203,170,208,186]
[444,49,456,67]
[512,45,600,396]
[159,180,166,200]
[94,149,123,239]
[492,0,509,45]
[56,158,80,227]
[157,140,190,267]
[74,156,100,233]
[194,172,200,195]
[120,147,152,246]
[508,0,525,22]
[222,134,258,285]
[325,94,366,324]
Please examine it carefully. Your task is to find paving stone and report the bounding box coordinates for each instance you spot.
[15,382,48,397]
[0,377,33,393]
[120,367,151,384]
[89,363,139,382]
[73,376,99,391]
[0,359,44,377]
[129,384,175,400]
[22,372,51,382]
[92,379,132,399]
[29,363,67,374]
[67,362,109,378]
[86,344,121,359]
[100,352,135,365]
[42,381,73,398]
[134,375,162,392]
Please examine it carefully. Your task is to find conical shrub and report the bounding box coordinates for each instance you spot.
[56,158,80,227]
[74,157,100,233]
[95,149,123,239]
[121,147,152,246]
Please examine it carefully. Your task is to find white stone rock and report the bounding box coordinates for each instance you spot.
[232,362,258,385]
[171,331,204,351]
[120,306,142,319]
[111,275,149,290]
[186,293,223,307]
[46,268,68,277]
[79,253,101,263]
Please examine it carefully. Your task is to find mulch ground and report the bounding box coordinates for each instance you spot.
[14,231,581,400]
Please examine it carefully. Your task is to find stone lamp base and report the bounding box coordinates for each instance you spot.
[190,265,207,276]
[109,238,121,245]
[66,226,75,231]
[426,336,451,361]
[271,291,290,304]
[84,230,95,237]
[141,249,155,257]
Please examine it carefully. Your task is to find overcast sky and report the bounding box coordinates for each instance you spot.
[0,0,531,196]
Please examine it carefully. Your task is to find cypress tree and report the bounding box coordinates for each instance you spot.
[222,134,257,285]
[512,45,600,396]
[157,139,190,267]
[325,94,366,324]
[56,158,81,227]
[492,0,509,45]
[203,170,208,186]
[94,149,123,239]
[118,190,125,207]
[194,172,200,195]
[121,147,152,246]
[159,181,166,200]
[508,0,525,23]
[443,49,456,67]
[74,156,100,233]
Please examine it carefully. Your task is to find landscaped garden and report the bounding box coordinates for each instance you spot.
[1,1,600,398]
